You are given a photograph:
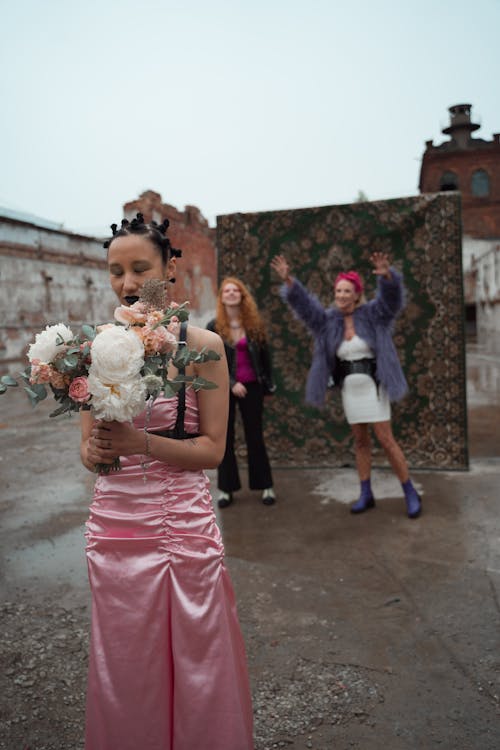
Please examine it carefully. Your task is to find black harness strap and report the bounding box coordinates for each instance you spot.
[149,320,200,440]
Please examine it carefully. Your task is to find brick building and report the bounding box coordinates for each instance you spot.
[419,104,500,336]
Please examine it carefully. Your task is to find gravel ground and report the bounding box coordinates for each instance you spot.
[0,595,381,750]
[0,600,88,750]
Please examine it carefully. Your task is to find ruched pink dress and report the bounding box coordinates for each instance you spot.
[85,389,254,750]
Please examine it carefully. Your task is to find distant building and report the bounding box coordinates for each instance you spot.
[0,208,112,371]
[419,104,500,336]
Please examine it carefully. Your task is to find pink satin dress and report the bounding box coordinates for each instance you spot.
[85,390,254,750]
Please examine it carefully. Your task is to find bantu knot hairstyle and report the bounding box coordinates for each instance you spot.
[103,212,183,270]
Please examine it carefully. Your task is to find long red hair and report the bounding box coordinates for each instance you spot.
[215,277,266,343]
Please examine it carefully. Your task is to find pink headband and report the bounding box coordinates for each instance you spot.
[334,271,363,295]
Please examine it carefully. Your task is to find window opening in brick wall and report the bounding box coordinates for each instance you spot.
[471,169,490,197]
[440,171,459,191]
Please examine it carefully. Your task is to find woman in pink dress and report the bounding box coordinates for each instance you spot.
[79,214,254,750]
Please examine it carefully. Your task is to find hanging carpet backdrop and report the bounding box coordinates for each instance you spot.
[216,192,467,470]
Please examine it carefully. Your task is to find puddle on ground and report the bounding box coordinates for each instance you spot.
[310,468,424,505]
[2,525,88,592]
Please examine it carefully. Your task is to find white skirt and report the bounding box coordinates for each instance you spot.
[341,373,391,424]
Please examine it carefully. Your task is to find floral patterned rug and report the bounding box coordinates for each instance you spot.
[216,192,467,469]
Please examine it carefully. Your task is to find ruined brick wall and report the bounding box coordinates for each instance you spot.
[123,191,217,325]
[0,216,115,371]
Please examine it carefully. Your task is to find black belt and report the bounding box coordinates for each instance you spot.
[335,357,378,389]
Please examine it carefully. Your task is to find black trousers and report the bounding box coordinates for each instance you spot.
[217,381,273,493]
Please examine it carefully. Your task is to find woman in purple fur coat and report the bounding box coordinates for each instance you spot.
[271,252,421,519]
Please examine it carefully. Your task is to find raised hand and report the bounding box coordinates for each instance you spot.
[369,252,391,279]
[270,254,292,283]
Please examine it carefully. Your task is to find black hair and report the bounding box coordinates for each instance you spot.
[103,213,182,266]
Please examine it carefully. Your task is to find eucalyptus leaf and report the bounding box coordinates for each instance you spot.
[81,324,96,340]
[53,358,66,372]
[170,374,191,384]
[31,383,48,400]
[50,403,71,418]
[161,383,179,399]
[145,355,163,368]
[173,348,191,368]
[1,375,18,387]
[191,377,218,391]
[24,386,42,406]
[175,308,190,322]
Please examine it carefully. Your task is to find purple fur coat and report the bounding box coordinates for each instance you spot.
[281,268,408,408]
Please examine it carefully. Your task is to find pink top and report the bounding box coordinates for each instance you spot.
[235,337,256,383]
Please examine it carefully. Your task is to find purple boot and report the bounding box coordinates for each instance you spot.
[350,479,376,514]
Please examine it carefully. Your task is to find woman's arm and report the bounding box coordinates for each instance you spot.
[90,328,229,471]
[368,252,405,322]
[271,254,327,334]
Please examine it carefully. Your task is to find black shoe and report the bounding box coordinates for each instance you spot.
[262,488,276,505]
[217,492,233,509]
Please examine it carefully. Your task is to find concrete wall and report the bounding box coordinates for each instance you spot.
[0,214,115,372]
[473,241,500,335]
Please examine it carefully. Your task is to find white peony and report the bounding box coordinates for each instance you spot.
[27,323,74,364]
[87,373,147,421]
[89,326,145,382]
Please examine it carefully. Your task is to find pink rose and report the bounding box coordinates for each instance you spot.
[166,316,180,334]
[142,325,177,355]
[29,359,52,384]
[68,376,91,403]
[114,302,148,325]
[146,310,164,326]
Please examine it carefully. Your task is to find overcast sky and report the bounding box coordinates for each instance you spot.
[1,0,499,235]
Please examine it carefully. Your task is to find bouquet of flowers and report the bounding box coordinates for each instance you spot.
[0,280,219,473]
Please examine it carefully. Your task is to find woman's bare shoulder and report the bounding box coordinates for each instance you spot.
[186,324,224,351]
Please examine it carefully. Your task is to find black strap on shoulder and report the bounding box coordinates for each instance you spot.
[149,320,200,440]
[173,320,188,437]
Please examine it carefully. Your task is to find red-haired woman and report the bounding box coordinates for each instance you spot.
[207,278,276,507]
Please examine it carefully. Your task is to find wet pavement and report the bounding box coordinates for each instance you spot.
[1,339,499,749]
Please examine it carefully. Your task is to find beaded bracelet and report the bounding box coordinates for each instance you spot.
[141,399,154,483]
[141,429,152,482]
[144,428,151,457]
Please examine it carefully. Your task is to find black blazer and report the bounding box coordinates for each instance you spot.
[206,319,275,395]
